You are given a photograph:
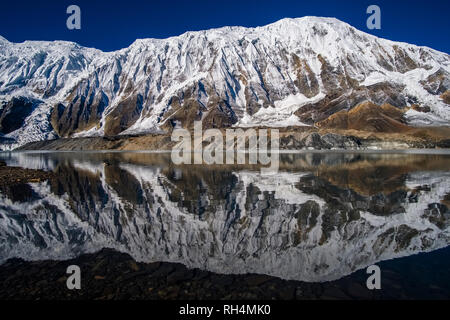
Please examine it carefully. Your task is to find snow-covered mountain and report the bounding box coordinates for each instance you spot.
[0,17,449,149]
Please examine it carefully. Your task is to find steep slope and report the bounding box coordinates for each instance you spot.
[0,17,449,149]
[316,101,410,133]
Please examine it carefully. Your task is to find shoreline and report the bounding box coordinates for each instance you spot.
[0,161,55,187]
[3,148,450,155]
[1,247,449,300]
[3,126,448,152]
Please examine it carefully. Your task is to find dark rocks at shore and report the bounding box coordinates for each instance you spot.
[0,248,449,300]
[437,139,450,148]
[280,132,362,149]
[0,249,355,300]
[0,163,55,199]
[0,163,54,187]
[15,125,450,151]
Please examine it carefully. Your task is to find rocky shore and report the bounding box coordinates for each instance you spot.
[14,126,450,151]
[0,161,55,201]
[0,160,54,185]
[0,248,449,300]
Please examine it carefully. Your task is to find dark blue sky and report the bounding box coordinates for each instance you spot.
[0,0,449,53]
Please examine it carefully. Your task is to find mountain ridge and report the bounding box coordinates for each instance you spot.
[0,16,449,150]
[2,17,445,52]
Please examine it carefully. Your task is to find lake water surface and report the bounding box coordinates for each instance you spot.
[0,151,449,295]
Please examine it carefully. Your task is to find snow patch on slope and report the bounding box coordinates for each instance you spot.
[2,103,57,150]
[237,92,325,127]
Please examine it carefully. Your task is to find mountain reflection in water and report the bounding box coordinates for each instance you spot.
[0,152,449,283]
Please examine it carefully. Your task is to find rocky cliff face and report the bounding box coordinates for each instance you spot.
[0,17,449,149]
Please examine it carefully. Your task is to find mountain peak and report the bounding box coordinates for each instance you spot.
[265,16,352,30]
[272,16,344,25]
[0,17,449,149]
[129,16,353,47]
